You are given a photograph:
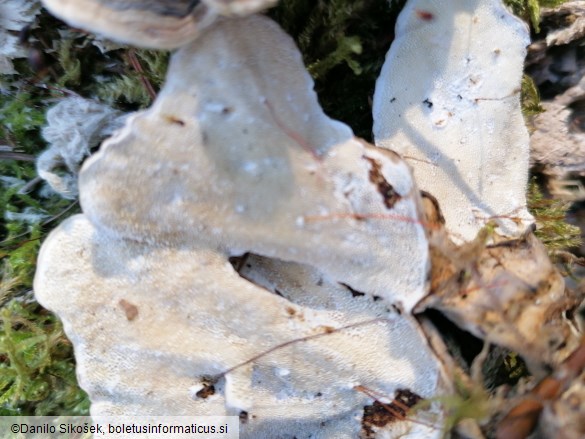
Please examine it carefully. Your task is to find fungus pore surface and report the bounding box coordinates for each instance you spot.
[373,0,534,242]
[78,15,430,311]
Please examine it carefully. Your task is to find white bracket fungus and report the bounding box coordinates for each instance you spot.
[35,214,446,438]
[373,0,534,242]
[34,14,447,438]
[40,0,277,49]
[374,0,581,379]
[78,15,430,312]
[205,0,278,17]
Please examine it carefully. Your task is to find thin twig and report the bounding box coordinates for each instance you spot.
[213,317,389,380]
[128,49,157,102]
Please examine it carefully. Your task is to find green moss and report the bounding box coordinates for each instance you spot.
[55,39,82,88]
[0,92,46,154]
[527,178,582,252]
[520,74,545,118]
[308,35,363,79]
[0,33,85,413]
[503,352,529,381]
[414,372,492,435]
[0,300,89,415]
[97,49,169,108]
[505,0,569,32]
[272,0,402,140]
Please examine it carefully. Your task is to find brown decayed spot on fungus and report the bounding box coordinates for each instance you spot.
[361,387,425,438]
[365,157,401,209]
[118,299,139,321]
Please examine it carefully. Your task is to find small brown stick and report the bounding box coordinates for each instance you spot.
[264,100,322,161]
[212,317,389,380]
[302,212,437,230]
[402,155,438,166]
[473,88,521,104]
[0,150,35,162]
[128,49,157,102]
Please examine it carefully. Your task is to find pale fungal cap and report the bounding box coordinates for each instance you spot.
[37,96,125,199]
[0,0,41,74]
[205,0,278,16]
[40,0,277,49]
[41,0,214,49]
[373,0,534,242]
[34,214,446,438]
[79,15,430,312]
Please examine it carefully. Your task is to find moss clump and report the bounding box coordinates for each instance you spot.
[521,74,545,119]
[505,0,569,32]
[97,49,169,108]
[414,372,492,436]
[0,300,89,415]
[0,21,86,415]
[527,178,582,252]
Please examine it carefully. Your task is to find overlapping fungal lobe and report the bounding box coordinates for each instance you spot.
[34,215,446,438]
[40,0,214,49]
[40,0,278,49]
[79,15,429,311]
[373,0,534,242]
[205,0,278,16]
